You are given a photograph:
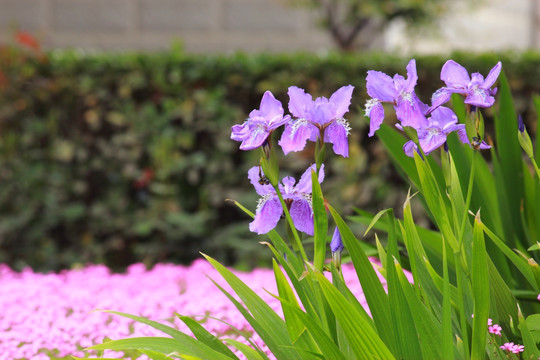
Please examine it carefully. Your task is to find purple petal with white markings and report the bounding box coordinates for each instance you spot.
[367,101,385,137]
[279,120,315,155]
[231,122,250,141]
[249,196,282,234]
[239,126,270,150]
[324,120,350,157]
[464,89,494,108]
[395,95,428,129]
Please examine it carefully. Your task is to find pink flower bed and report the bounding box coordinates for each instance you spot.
[0,259,388,360]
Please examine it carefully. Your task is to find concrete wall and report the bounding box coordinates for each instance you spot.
[0,0,537,53]
[0,0,333,53]
[385,0,535,55]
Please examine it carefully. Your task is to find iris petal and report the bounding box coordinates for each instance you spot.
[403,141,418,158]
[329,85,354,118]
[367,101,385,137]
[464,89,495,108]
[230,122,250,141]
[257,91,283,121]
[440,60,470,88]
[290,199,314,236]
[239,126,270,150]
[395,95,428,129]
[296,164,322,194]
[248,166,274,196]
[404,59,418,93]
[288,86,313,119]
[419,131,446,154]
[249,197,282,234]
[278,120,315,155]
[366,71,398,101]
[324,120,350,157]
[483,62,502,89]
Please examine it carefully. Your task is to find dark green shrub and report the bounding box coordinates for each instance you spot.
[0,45,538,271]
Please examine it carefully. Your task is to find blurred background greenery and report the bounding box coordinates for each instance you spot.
[0,38,538,272]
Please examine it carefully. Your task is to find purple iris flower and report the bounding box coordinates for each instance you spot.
[430,60,502,111]
[248,164,325,235]
[330,227,344,253]
[518,114,525,133]
[231,91,291,150]
[400,107,490,157]
[279,85,354,157]
[365,59,429,137]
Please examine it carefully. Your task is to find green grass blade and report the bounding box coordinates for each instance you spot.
[177,315,239,359]
[486,258,518,334]
[209,276,296,360]
[276,294,349,360]
[98,310,210,345]
[139,350,176,360]
[330,265,376,330]
[481,222,539,291]
[470,214,489,360]
[494,72,526,243]
[375,233,387,270]
[363,208,392,237]
[376,123,420,187]
[533,95,540,161]
[387,256,422,359]
[91,311,238,359]
[224,339,269,360]
[414,152,458,252]
[261,241,321,323]
[384,208,420,358]
[394,261,444,360]
[314,271,395,360]
[352,209,444,259]
[312,168,328,271]
[521,159,539,246]
[520,313,540,359]
[447,129,504,239]
[272,259,313,348]
[88,337,234,360]
[441,236,454,360]
[232,200,304,274]
[328,205,395,351]
[203,254,303,360]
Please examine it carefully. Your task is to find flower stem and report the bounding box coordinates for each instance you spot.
[458,150,477,248]
[529,155,540,180]
[275,188,309,264]
[314,140,326,175]
[454,251,471,360]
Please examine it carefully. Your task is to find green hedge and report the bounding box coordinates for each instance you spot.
[0,47,538,271]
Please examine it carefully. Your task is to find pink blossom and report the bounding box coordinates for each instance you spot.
[500,342,525,354]
[0,258,398,359]
[488,324,502,336]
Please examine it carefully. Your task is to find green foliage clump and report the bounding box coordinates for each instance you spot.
[0,46,539,271]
